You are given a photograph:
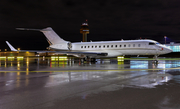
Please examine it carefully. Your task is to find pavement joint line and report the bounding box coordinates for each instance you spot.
[0,67,180,73]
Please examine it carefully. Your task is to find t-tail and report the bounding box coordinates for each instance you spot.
[16,27,69,45]
[16,27,71,50]
[40,27,69,45]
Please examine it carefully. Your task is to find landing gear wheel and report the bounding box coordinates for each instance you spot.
[153,55,159,64]
[90,58,96,62]
[152,60,158,65]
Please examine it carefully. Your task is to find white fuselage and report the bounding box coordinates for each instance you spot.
[14,27,172,58]
[49,39,172,57]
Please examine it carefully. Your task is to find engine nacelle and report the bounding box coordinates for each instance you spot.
[49,42,72,51]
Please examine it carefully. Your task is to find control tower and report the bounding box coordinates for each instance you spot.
[80,20,89,42]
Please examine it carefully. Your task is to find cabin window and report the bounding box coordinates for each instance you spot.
[95,46,97,48]
[149,42,155,45]
[115,45,117,47]
[124,45,126,47]
[120,45,121,47]
[128,44,131,47]
[84,46,86,48]
[107,45,109,48]
[81,46,83,48]
[99,46,101,48]
[103,45,105,48]
[88,46,90,48]
[92,46,93,48]
[138,44,141,47]
[133,44,135,47]
[111,45,113,48]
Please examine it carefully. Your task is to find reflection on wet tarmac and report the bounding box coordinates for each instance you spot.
[0,57,180,109]
[45,71,172,90]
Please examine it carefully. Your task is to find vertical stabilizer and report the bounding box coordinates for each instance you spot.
[40,27,68,45]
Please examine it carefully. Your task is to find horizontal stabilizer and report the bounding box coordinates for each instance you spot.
[16,28,41,31]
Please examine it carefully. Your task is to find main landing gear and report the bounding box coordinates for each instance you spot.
[153,55,159,65]
[80,57,97,63]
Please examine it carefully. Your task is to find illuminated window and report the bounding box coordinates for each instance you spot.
[171,46,180,52]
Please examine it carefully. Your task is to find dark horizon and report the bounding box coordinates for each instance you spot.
[1,0,180,50]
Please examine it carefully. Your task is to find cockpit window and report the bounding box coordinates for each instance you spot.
[149,42,155,45]
[156,43,160,45]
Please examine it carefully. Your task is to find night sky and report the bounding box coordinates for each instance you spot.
[1,0,180,50]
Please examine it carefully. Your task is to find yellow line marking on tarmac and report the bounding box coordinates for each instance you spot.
[0,67,180,73]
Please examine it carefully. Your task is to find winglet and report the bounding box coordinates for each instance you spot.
[6,41,17,51]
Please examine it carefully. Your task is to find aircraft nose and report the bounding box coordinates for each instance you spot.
[158,46,172,54]
[165,48,173,53]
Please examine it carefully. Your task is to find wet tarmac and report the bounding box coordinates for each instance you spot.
[1,57,180,109]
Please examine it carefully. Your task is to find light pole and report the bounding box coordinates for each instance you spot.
[164,36,167,44]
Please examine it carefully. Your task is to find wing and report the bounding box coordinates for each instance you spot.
[6,41,108,57]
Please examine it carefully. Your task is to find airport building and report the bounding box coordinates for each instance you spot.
[0,51,35,57]
[165,42,180,52]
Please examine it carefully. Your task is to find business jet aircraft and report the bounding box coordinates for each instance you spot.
[6,27,172,62]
